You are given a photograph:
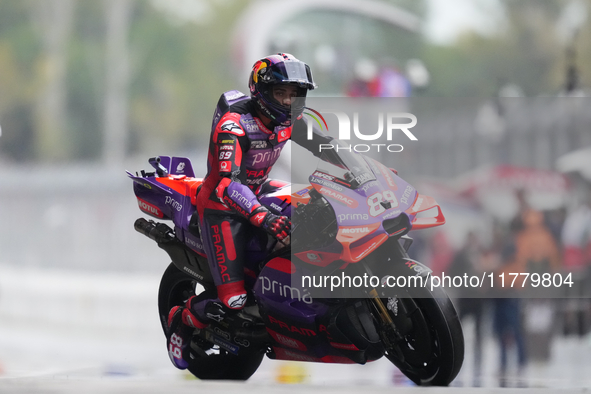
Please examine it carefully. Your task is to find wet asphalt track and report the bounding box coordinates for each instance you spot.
[0,378,589,394]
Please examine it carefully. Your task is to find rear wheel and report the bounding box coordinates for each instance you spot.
[378,284,464,386]
[158,263,264,380]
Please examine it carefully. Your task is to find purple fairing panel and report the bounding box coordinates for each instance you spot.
[310,158,418,230]
[254,259,331,355]
[259,187,292,217]
[301,157,419,258]
[128,173,173,220]
[157,156,196,178]
[127,171,206,255]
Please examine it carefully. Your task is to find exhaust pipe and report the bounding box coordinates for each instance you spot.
[134,218,174,243]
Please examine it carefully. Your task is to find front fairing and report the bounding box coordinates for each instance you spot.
[294,149,421,266]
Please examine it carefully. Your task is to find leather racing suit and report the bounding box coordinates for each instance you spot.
[190,89,332,320]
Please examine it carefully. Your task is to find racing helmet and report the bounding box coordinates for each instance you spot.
[249,53,316,126]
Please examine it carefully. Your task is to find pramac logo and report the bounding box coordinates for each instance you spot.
[303,107,417,153]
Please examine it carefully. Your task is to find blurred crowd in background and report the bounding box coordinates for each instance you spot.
[410,163,591,386]
[0,0,590,164]
[1,0,591,388]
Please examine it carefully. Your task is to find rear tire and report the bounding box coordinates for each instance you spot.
[158,263,264,380]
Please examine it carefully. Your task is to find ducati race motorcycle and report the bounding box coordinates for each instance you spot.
[128,149,464,386]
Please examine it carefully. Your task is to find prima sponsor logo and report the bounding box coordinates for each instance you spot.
[310,177,343,191]
[230,190,253,209]
[252,146,281,165]
[250,140,268,149]
[220,145,234,151]
[165,196,182,211]
[341,227,370,234]
[259,276,313,304]
[361,180,379,193]
[401,185,414,205]
[337,213,369,223]
[176,162,185,173]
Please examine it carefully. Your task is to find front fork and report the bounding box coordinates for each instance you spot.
[369,289,406,362]
[365,235,427,360]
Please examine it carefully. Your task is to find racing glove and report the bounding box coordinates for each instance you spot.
[250,206,291,241]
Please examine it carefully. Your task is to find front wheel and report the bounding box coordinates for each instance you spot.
[158,263,264,380]
[377,284,464,386]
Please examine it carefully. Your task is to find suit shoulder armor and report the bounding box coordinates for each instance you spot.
[216,112,246,136]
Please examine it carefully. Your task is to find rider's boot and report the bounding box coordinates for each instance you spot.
[166,290,241,369]
[166,296,209,370]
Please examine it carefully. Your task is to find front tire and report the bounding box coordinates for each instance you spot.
[158,263,264,380]
[379,284,464,386]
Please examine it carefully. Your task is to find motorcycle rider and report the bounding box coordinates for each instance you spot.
[166,53,335,369]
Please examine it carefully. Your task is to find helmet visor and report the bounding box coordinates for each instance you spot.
[274,62,315,88]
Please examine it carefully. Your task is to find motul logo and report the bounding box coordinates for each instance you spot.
[341,227,370,234]
[137,198,163,218]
